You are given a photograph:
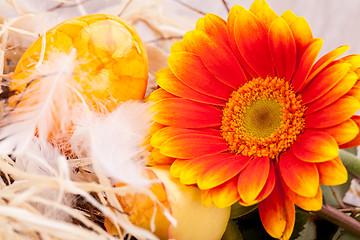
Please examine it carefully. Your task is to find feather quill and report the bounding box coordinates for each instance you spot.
[70,101,152,187]
[0,49,79,156]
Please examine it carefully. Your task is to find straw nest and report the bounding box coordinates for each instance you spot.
[0,0,205,239]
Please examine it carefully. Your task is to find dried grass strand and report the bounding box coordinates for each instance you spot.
[0,0,195,239]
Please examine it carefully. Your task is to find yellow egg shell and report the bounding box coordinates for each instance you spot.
[105,169,170,240]
[11,14,148,109]
[105,166,231,240]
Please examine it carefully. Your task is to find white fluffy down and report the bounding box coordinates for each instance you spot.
[15,138,74,221]
[0,50,77,156]
[71,101,153,187]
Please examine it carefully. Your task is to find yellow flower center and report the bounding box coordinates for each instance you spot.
[242,99,282,138]
[221,77,306,158]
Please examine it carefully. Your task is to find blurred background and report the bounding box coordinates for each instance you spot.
[0,0,359,56]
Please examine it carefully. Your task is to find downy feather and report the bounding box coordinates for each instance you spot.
[70,101,152,187]
[15,137,74,221]
[0,49,79,156]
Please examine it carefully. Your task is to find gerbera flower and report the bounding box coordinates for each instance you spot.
[148,0,360,239]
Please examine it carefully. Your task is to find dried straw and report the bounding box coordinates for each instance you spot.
[0,0,203,239]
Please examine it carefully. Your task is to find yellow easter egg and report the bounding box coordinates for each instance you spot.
[9,14,148,144]
[12,14,148,106]
[105,166,231,240]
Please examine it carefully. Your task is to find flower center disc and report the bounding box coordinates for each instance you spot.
[243,99,282,138]
[221,77,306,158]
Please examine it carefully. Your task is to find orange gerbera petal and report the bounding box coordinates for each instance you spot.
[152,98,222,128]
[168,52,234,100]
[291,132,338,162]
[249,0,278,31]
[182,31,201,54]
[227,5,258,78]
[151,127,220,148]
[347,86,360,100]
[289,17,313,55]
[156,68,226,106]
[341,55,360,71]
[340,115,360,148]
[180,153,232,185]
[252,161,276,203]
[193,16,205,31]
[198,154,250,189]
[149,148,176,165]
[355,68,360,77]
[170,40,186,53]
[147,88,177,102]
[151,127,189,148]
[307,119,359,145]
[239,162,276,207]
[211,176,241,208]
[201,189,214,207]
[148,121,165,134]
[184,29,246,89]
[258,178,295,240]
[268,17,296,82]
[305,71,358,114]
[307,45,350,83]
[234,7,274,78]
[347,76,360,99]
[301,62,351,104]
[317,157,348,185]
[170,159,189,178]
[203,13,228,42]
[305,96,360,128]
[160,134,228,159]
[238,157,270,204]
[292,38,323,92]
[282,181,323,211]
[279,150,319,197]
[280,10,296,24]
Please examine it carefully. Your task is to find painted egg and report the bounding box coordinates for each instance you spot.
[9,14,148,144]
[104,166,231,240]
[11,14,148,107]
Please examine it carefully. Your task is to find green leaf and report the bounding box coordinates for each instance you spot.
[339,150,360,177]
[221,219,243,240]
[290,212,311,240]
[230,203,258,219]
[295,218,317,240]
[342,147,357,155]
[321,184,352,208]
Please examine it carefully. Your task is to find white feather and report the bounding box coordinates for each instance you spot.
[15,138,59,176]
[0,49,78,156]
[15,138,74,221]
[70,101,152,187]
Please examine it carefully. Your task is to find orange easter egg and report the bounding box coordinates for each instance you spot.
[9,14,148,144]
[11,14,148,106]
[105,166,231,240]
